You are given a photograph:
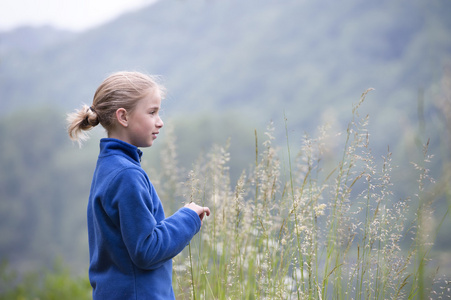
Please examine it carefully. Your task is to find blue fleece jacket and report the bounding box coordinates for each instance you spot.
[87,138,201,299]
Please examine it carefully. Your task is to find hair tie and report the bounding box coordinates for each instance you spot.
[87,106,101,125]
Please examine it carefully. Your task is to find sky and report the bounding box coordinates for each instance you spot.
[0,0,157,32]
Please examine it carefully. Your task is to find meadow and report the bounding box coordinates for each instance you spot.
[1,90,449,299]
[167,89,450,299]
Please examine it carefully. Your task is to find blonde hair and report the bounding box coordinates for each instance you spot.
[67,71,165,145]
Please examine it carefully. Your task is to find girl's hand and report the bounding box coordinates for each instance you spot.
[184,202,211,225]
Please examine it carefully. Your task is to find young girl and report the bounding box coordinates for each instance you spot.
[67,71,210,299]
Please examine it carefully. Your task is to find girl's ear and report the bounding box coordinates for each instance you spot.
[116,108,128,127]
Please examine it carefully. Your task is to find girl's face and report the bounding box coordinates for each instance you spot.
[126,88,164,147]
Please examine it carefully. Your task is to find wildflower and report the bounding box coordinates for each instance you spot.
[295,224,308,234]
[313,203,327,217]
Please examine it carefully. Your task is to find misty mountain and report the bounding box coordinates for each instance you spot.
[0,25,76,55]
[1,0,450,123]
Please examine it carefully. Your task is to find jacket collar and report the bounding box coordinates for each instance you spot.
[99,138,143,163]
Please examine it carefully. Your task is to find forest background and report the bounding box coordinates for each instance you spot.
[0,0,450,290]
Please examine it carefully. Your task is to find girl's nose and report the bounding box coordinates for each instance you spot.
[157,116,164,128]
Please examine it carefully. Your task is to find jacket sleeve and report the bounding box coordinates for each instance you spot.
[106,167,201,270]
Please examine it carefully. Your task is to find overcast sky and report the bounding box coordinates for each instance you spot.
[0,0,157,32]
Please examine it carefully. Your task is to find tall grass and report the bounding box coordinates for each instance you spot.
[162,89,449,299]
[1,89,449,299]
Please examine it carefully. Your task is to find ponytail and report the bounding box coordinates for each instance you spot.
[67,104,100,146]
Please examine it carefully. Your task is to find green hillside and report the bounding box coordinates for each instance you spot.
[1,0,450,153]
[1,0,450,118]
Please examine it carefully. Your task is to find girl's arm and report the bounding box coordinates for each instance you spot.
[107,168,205,270]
